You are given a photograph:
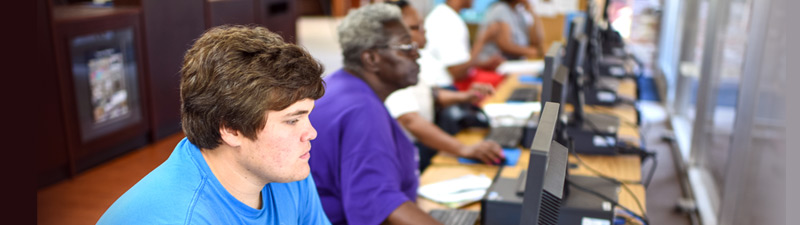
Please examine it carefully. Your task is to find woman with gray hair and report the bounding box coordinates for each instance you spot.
[309,3,444,225]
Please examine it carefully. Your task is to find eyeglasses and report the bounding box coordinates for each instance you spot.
[389,42,418,52]
[376,42,419,55]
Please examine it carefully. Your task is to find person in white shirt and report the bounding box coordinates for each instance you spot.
[424,0,505,87]
[385,0,504,172]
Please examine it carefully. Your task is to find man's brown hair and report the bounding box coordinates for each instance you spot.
[180,25,325,149]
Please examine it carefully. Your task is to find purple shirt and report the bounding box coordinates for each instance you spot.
[309,69,419,225]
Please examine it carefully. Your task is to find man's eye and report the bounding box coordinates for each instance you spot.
[286,119,299,125]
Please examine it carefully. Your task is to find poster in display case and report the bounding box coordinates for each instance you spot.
[68,27,144,143]
[50,6,150,173]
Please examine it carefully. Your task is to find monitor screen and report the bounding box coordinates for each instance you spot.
[518,102,569,225]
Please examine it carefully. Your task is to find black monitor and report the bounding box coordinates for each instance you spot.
[563,30,589,125]
[563,17,585,70]
[583,1,604,85]
[518,102,569,225]
[540,42,563,112]
[541,64,569,116]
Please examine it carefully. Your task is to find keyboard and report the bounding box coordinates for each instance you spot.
[486,126,523,148]
[507,87,539,102]
[429,209,480,225]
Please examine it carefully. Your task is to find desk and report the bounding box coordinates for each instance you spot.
[417,70,647,218]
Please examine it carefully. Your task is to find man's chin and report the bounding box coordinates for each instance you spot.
[293,165,311,181]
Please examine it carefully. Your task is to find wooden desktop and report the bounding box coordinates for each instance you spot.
[416,66,647,218]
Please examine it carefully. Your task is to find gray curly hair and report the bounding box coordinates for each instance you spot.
[337,3,403,72]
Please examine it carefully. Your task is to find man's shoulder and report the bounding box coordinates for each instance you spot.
[99,152,208,224]
[318,73,384,116]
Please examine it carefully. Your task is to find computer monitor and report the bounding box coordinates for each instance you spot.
[540,43,563,112]
[518,102,569,225]
[582,1,608,87]
[541,65,570,116]
[564,32,589,125]
[563,17,585,70]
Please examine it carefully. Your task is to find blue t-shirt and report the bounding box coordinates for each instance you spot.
[309,69,419,225]
[97,138,331,224]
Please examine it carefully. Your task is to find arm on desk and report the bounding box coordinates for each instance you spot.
[397,112,504,164]
[434,84,494,108]
[383,201,443,225]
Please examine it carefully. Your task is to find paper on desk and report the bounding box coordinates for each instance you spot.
[496,60,544,76]
[483,102,541,126]
[418,174,493,208]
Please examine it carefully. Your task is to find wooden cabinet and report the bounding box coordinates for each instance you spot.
[48,3,150,183]
[255,0,298,43]
[140,0,205,140]
[206,0,256,27]
[38,0,72,188]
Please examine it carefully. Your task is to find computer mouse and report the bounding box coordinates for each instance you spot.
[459,104,490,128]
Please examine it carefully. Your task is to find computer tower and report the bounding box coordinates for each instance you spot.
[565,113,620,155]
[481,176,525,225]
[557,175,618,225]
[481,173,619,225]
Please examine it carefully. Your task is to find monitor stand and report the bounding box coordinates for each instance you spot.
[557,175,619,225]
[582,78,620,106]
[565,112,620,155]
[598,57,632,79]
[567,76,621,107]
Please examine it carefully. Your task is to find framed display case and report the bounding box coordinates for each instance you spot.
[51,4,150,173]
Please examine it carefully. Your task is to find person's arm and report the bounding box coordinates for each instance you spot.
[433,83,495,108]
[383,201,442,225]
[522,1,545,57]
[397,112,504,164]
[437,21,503,81]
[445,61,476,82]
[492,22,542,58]
[434,88,471,108]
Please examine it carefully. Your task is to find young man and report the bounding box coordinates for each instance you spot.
[384,0,504,172]
[98,25,331,224]
[308,3,443,225]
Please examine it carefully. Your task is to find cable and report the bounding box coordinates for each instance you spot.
[570,108,658,188]
[616,142,658,188]
[566,179,649,225]
[568,138,651,224]
[567,137,640,184]
[644,152,657,188]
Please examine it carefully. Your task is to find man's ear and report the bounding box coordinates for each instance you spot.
[361,50,381,72]
[219,125,243,148]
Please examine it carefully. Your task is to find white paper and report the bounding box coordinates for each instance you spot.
[496,60,545,75]
[555,0,579,13]
[483,102,541,126]
[418,174,493,208]
[532,0,559,17]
